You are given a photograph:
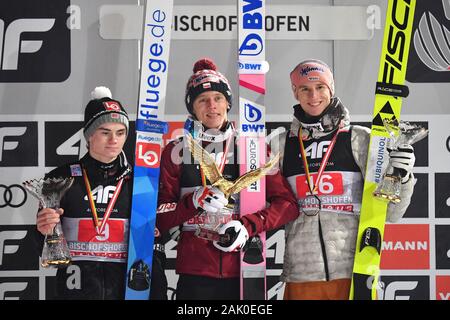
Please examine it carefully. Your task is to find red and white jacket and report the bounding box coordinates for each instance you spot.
[156,131,299,279]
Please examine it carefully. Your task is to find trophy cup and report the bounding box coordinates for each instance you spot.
[23,177,74,268]
[185,134,280,242]
[373,119,428,203]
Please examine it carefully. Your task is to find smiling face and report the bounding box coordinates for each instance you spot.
[88,122,127,163]
[192,91,229,129]
[295,82,332,117]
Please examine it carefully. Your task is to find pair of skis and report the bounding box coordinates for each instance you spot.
[350,0,416,300]
[125,0,173,299]
[126,0,268,300]
[238,0,268,300]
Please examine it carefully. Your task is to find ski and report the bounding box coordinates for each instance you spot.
[349,0,416,300]
[238,0,269,300]
[125,0,173,300]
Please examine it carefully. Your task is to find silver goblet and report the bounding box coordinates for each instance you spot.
[23,177,74,268]
[373,119,428,203]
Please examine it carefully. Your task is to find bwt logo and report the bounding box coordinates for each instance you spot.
[238,0,264,56]
[238,60,269,74]
[136,142,160,168]
[242,103,264,133]
[0,1,71,82]
[244,103,262,122]
[242,124,264,133]
[239,62,262,71]
[0,230,27,266]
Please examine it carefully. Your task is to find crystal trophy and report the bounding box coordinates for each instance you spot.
[373,119,428,203]
[23,177,74,268]
[195,202,234,243]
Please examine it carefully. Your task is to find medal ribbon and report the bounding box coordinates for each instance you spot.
[298,127,340,195]
[200,135,233,187]
[82,168,124,235]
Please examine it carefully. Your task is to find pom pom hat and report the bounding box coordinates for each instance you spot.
[290,59,335,98]
[185,58,233,115]
[83,86,129,141]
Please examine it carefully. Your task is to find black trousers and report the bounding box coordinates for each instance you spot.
[150,250,168,300]
[176,274,239,300]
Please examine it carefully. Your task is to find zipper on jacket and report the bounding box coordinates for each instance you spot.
[318,215,330,281]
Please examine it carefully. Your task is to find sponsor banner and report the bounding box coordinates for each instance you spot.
[0,277,39,300]
[0,225,39,270]
[0,115,447,299]
[428,117,450,172]
[100,5,375,40]
[436,275,450,300]
[435,173,450,218]
[435,225,450,269]
[266,271,284,301]
[0,167,43,225]
[0,0,70,82]
[0,122,38,167]
[136,2,172,122]
[44,121,83,167]
[403,173,429,218]
[266,229,285,270]
[377,275,430,300]
[407,0,450,82]
[162,121,184,146]
[380,224,430,270]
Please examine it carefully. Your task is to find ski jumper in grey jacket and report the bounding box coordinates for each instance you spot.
[278,101,415,286]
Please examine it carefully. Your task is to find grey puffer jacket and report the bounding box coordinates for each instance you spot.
[277,109,415,283]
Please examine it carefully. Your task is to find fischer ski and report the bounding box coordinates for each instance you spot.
[349,0,416,300]
[125,0,173,300]
[238,0,269,300]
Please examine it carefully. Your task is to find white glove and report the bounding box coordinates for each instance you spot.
[213,220,249,252]
[192,186,228,213]
[389,144,415,183]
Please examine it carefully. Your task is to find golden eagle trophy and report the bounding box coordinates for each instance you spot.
[185,133,280,242]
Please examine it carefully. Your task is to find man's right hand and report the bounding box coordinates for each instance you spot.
[192,186,228,213]
[36,208,64,235]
